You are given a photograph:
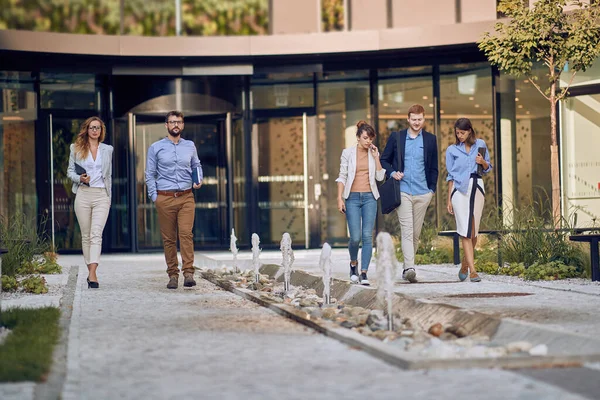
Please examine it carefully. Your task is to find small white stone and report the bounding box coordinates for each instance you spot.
[529,344,548,356]
[506,341,533,353]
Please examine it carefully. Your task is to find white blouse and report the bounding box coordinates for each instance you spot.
[82,151,105,188]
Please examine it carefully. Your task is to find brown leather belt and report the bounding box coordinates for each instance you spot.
[157,189,192,198]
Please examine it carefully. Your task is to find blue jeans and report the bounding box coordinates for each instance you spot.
[345,192,378,271]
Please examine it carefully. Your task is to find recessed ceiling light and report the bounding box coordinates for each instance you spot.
[422,96,428,100]
[518,105,523,108]
[429,103,434,107]
[383,103,388,107]
[440,110,445,114]
[515,98,519,101]
[474,104,480,108]
[526,111,530,114]
[469,97,474,101]
[483,110,488,114]
[516,89,521,93]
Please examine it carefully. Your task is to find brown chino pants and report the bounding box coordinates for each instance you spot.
[155,192,195,277]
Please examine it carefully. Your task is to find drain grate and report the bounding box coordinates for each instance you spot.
[445,292,533,298]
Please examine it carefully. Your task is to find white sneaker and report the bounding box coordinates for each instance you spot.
[402,268,417,283]
[350,264,359,283]
[360,272,370,286]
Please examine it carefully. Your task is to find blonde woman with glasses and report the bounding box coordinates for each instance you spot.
[67,117,113,289]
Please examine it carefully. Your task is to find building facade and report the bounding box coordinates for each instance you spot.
[0,0,598,252]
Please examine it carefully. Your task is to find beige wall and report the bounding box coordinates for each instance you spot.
[461,0,496,23]
[350,0,388,30]
[270,0,320,34]
[391,0,455,27]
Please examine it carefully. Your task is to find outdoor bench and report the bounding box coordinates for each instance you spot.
[569,234,600,282]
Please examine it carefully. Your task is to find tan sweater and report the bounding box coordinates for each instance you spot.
[350,148,370,192]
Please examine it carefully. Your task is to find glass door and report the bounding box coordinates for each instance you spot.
[253,112,320,248]
[132,114,230,250]
[48,114,86,252]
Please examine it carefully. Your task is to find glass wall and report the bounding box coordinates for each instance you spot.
[41,73,101,110]
[378,66,434,234]
[317,71,370,246]
[561,93,600,227]
[497,67,551,221]
[0,71,38,231]
[440,63,496,230]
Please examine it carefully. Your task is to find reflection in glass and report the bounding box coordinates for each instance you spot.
[440,64,495,230]
[318,71,369,245]
[498,67,551,219]
[41,73,100,110]
[52,117,85,251]
[135,122,165,249]
[561,93,600,227]
[378,67,434,233]
[108,119,131,249]
[232,118,247,245]
[251,73,314,109]
[256,117,306,245]
[0,71,38,232]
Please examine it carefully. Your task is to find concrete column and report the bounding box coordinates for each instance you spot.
[269,0,320,34]
[349,0,387,31]
[460,0,496,23]
[391,0,455,27]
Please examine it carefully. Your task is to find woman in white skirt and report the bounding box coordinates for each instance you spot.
[446,118,492,282]
[67,117,113,288]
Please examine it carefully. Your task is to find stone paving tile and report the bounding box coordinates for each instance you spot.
[56,254,589,400]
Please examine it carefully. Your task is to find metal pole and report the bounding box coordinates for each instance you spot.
[302,113,309,249]
[49,114,55,251]
[175,0,182,36]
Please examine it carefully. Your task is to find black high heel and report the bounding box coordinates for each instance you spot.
[87,277,99,289]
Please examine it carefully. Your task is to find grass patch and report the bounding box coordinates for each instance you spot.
[0,307,60,382]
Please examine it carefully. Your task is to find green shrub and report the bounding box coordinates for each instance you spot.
[524,261,581,281]
[20,276,48,294]
[496,197,588,270]
[0,214,51,277]
[475,260,501,275]
[1,275,18,292]
[17,253,62,275]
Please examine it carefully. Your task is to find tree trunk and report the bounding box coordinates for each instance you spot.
[550,83,560,229]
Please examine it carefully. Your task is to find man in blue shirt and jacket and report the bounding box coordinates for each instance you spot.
[380,104,438,283]
[145,111,203,289]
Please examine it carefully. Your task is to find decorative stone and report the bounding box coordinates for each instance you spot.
[445,324,468,338]
[428,323,443,337]
[506,341,533,353]
[529,344,548,356]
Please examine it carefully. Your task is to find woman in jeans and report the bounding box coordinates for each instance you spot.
[336,120,386,285]
[67,117,113,288]
[446,117,492,282]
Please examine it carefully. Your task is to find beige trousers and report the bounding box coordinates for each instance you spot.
[74,186,111,265]
[396,191,433,270]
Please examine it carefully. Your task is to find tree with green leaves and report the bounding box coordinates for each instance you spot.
[479,0,600,227]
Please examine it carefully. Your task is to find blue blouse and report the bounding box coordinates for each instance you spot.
[446,138,492,194]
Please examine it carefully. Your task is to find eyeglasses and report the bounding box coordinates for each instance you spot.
[88,126,101,131]
[167,121,184,126]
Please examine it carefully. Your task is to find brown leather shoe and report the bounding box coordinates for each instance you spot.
[167,276,178,289]
[183,274,196,287]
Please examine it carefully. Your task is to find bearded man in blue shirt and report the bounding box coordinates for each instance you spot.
[145,111,203,289]
[380,104,438,283]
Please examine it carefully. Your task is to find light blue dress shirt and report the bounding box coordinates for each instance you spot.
[397,131,430,195]
[145,137,203,202]
[446,138,492,194]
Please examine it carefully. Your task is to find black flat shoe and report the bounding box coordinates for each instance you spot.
[87,277,99,289]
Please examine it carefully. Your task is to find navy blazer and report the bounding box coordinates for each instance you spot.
[380,129,439,193]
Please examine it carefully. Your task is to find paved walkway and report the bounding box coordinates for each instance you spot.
[2,252,600,399]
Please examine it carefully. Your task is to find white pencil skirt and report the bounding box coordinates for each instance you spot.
[451,174,485,238]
